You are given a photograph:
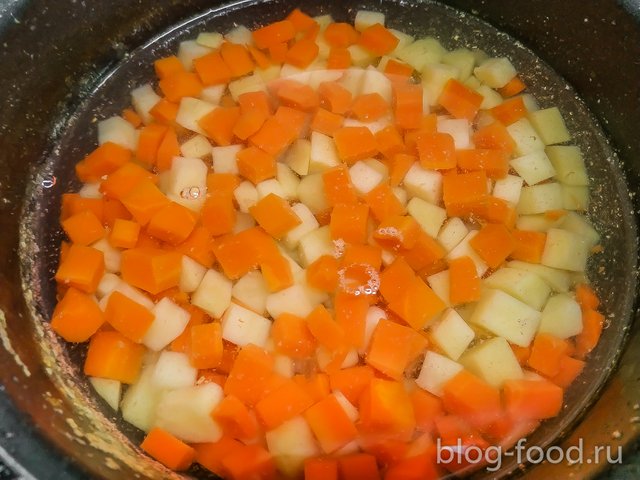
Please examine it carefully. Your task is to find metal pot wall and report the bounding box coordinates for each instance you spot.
[0,0,638,478]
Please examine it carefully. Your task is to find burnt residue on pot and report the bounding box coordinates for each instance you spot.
[2,0,640,479]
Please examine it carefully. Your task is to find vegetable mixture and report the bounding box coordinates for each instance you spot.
[52,7,605,479]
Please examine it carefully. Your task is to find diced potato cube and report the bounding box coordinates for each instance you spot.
[359,306,387,355]
[473,57,517,88]
[91,238,121,273]
[446,230,489,277]
[151,351,197,390]
[442,48,476,81]
[430,308,475,360]
[121,364,163,432]
[507,260,572,293]
[265,416,320,478]
[143,298,190,351]
[422,63,459,105]
[460,337,523,388]
[541,228,590,272]
[507,118,545,156]
[179,255,207,293]
[437,217,469,252]
[196,31,223,49]
[266,284,316,319]
[166,156,208,208]
[131,84,161,125]
[228,73,267,101]
[283,139,311,176]
[191,269,233,318]
[510,150,557,186]
[225,25,253,45]
[175,97,216,135]
[388,29,414,53]
[309,131,340,173]
[277,163,301,201]
[221,303,272,348]
[415,351,464,397]
[555,211,600,247]
[340,67,366,97]
[515,214,556,232]
[98,116,137,151]
[177,40,213,70]
[234,181,258,213]
[407,197,447,238]
[90,377,121,411]
[475,84,503,109]
[469,289,541,347]
[527,107,571,145]
[297,173,329,214]
[154,383,224,443]
[538,293,583,339]
[492,174,523,204]
[361,66,393,103]
[212,144,242,174]
[284,203,320,249]
[437,118,471,150]
[397,38,445,71]
[200,85,226,104]
[546,145,589,186]
[180,134,212,159]
[517,182,563,215]
[232,271,270,315]
[256,179,286,200]
[354,10,385,31]
[403,163,443,204]
[562,185,589,211]
[483,267,551,311]
[349,160,385,195]
[232,211,256,233]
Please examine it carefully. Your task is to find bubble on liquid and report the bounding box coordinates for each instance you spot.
[180,186,201,200]
[333,238,346,258]
[376,226,403,242]
[338,263,380,297]
[41,176,57,188]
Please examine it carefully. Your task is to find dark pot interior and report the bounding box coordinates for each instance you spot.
[0,1,639,479]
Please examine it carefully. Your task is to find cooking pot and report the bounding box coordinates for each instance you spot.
[0,0,639,478]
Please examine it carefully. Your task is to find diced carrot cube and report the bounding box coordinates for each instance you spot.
[150,98,179,125]
[416,132,456,170]
[306,305,346,352]
[379,257,416,306]
[137,124,169,166]
[503,378,564,420]
[154,55,185,79]
[328,365,374,406]
[358,23,399,56]
[575,308,605,359]
[252,20,296,49]
[339,453,381,480]
[388,276,446,330]
[286,38,319,68]
[442,370,502,431]
[373,215,420,251]
[75,142,132,183]
[236,146,277,185]
[55,244,104,293]
[199,106,241,146]
[448,256,481,304]
[83,330,146,384]
[156,126,182,172]
[473,121,516,155]
[384,59,414,78]
[333,127,378,164]
[329,203,369,244]
[272,313,317,359]
[147,201,197,245]
[490,96,527,125]
[222,443,277,480]
[120,247,182,294]
[250,117,298,156]
[326,46,351,69]
[394,83,423,130]
[287,8,317,32]
[304,394,358,453]
[104,291,154,343]
[350,93,389,122]
[50,287,105,342]
[401,231,446,272]
[318,81,352,115]
[527,333,570,377]
[176,226,216,268]
[324,22,359,47]
[255,379,315,429]
[159,71,203,103]
[389,153,416,187]
[190,322,223,369]
[575,283,600,310]
[121,179,170,225]
[342,244,383,270]
[311,108,344,136]
[323,165,358,207]
[375,125,405,159]
[233,108,267,140]
[510,229,547,263]
[250,193,302,239]
[442,171,488,217]
[220,42,254,77]
[201,193,237,236]
[194,436,244,478]
[366,319,427,380]
[305,457,338,480]
[141,427,196,471]
[334,292,369,348]
[306,255,340,293]
[469,223,515,269]
[359,378,415,441]
[224,344,284,406]
[498,76,527,97]
[456,148,510,179]
[438,79,483,120]
[549,355,585,388]
[62,209,105,246]
[410,389,443,433]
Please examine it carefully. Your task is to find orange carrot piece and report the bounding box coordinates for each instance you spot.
[156,126,182,172]
[389,275,446,330]
[306,255,340,293]
[276,80,320,111]
[122,108,142,127]
[416,132,456,170]
[456,148,510,179]
[193,51,232,86]
[255,379,315,429]
[194,436,244,478]
[236,146,277,184]
[498,76,527,97]
[61,194,105,222]
[575,308,605,359]
[438,79,483,120]
[410,389,443,433]
[366,319,427,379]
[384,59,414,78]
[249,193,301,238]
[472,121,516,155]
[305,457,338,480]
[323,165,358,206]
[286,38,319,68]
[358,23,399,56]
[373,215,421,251]
[212,394,258,441]
[121,179,170,225]
[503,379,564,420]
[224,345,284,406]
[318,81,352,115]
[75,142,132,183]
[176,226,216,268]
[238,91,272,117]
[442,171,488,217]
[141,428,196,471]
[448,256,481,304]
[212,227,267,279]
[328,365,374,406]
[104,291,154,343]
[342,244,383,271]
[375,125,405,159]
[51,287,105,342]
[159,71,203,103]
[287,8,317,32]
[233,108,267,140]
[510,229,547,263]
[201,193,236,237]
[154,55,185,80]
[334,292,369,348]
[324,22,359,47]
[394,83,423,130]
[364,183,405,222]
[83,330,145,383]
[147,201,197,245]
[469,223,515,269]
[527,333,570,377]
[150,98,179,125]
[311,108,344,136]
[273,105,309,138]
[120,247,181,294]
[304,394,358,453]
[389,153,416,186]
[575,283,600,310]
[550,355,585,388]
[249,116,298,156]
[350,93,389,122]
[490,96,527,125]
[55,244,104,293]
[62,210,105,246]
[222,444,277,480]
[359,378,415,441]
[248,45,271,69]
[207,173,241,197]
[385,452,439,480]
[136,124,169,166]
[268,41,289,64]
[190,322,223,369]
[199,106,240,146]
[442,370,502,430]
[401,231,446,272]
[326,46,352,69]
[253,20,296,49]
[272,313,317,359]
[379,257,416,305]
[333,126,378,164]
[103,198,133,228]
[329,203,370,244]
[220,42,254,78]
[306,305,346,351]
[338,453,381,480]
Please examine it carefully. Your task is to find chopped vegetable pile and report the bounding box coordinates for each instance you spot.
[52,7,606,479]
